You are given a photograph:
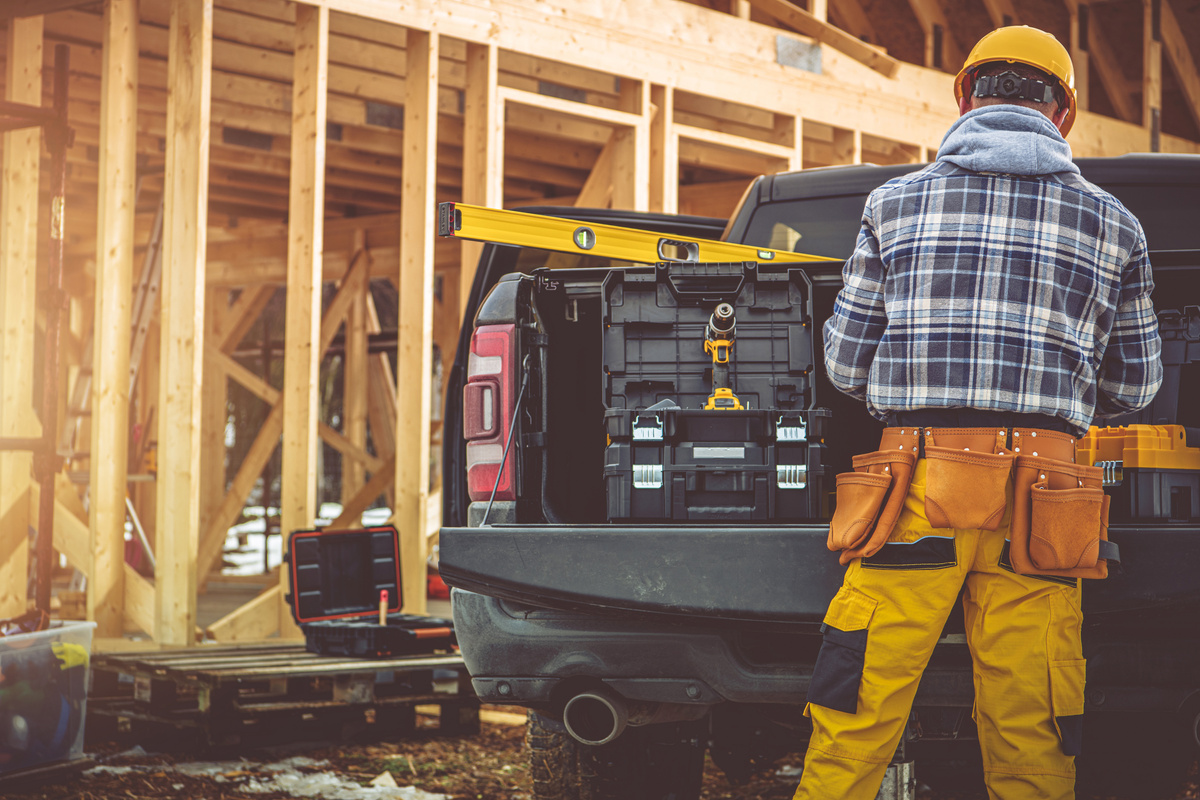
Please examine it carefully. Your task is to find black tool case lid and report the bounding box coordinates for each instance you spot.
[285,525,402,624]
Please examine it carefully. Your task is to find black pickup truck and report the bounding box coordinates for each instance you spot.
[439,155,1200,800]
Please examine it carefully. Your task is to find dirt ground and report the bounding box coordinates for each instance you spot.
[2,707,1197,800]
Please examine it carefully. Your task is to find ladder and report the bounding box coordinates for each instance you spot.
[60,197,164,465]
[56,193,165,573]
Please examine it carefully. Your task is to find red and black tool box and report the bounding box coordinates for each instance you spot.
[285,525,455,658]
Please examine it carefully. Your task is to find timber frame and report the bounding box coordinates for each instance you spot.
[1,0,1198,649]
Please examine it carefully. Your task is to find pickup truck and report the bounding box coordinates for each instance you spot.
[439,155,1200,800]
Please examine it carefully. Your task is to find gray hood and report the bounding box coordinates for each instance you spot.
[936,105,1080,177]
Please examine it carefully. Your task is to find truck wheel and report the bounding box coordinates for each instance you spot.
[526,710,706,800]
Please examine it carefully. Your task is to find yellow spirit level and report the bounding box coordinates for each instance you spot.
[437,202,840,266]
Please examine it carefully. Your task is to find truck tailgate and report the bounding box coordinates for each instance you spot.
[439,525,843,624]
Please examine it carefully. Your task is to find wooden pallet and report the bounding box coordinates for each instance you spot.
[87,643,479,749]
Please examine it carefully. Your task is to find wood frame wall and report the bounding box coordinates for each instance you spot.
[1,0,1198,647]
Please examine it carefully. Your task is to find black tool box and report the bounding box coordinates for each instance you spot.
[601,262,829,522]
[286,526,455,658]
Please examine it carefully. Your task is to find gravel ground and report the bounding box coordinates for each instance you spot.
[2,708,1196,800]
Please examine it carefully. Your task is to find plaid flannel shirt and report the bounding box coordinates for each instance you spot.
[823,160,1162,437]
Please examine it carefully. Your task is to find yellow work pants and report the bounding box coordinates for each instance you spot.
[794,460,1086,800]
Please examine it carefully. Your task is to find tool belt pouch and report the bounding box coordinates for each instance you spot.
[923,446,1014,530]
[828,450,916,563]
[1010,456,1114,580]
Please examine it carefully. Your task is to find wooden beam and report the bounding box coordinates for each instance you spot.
[903,0,963,71]
[365,291,397,471]
[342,236,369,505]
[201,289,229,551]
[217,285,275,353]
[156,0,212,647]
[123,564,156,636]
[207,584,282,641]
[396,29,439,616]
[0,0,99,19]
[330,457,395,529]
[1143,0,1161,150]
[460,42,501,316]
[0,15,42,618]
[575,132,617,208]
[649,85,678,214]
[743,0,899,76]
[89,0,138,638]
[279,2,329,641]
[826,0,879,46]
[981,0,1020,28]
[1064,0,1138,123]
[1161,0,1200,134]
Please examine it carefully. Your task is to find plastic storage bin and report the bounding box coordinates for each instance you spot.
[0,620,95,773]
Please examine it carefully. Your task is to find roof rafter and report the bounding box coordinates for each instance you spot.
[904,0,966,71]
[743,0,899,76]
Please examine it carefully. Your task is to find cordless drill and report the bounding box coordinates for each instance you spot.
[704,303,744,410]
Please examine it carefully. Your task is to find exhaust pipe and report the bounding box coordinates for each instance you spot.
[562,689,629,746]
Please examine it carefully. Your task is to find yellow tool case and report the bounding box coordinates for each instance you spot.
[1077,424,1200,521]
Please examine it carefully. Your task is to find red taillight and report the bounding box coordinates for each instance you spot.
[464,324,517,501]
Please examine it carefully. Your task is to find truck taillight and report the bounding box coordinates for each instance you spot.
[464,324,517,501]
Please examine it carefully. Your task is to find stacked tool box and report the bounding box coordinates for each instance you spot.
[601,261,829,522]
[1083,306,1200,522]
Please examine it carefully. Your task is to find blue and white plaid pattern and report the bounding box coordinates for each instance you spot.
[823,161,1162,437]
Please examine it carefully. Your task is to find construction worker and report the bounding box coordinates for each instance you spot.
[796,26,1162,800]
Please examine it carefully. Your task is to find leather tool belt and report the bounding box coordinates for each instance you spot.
[828,426,1118,578]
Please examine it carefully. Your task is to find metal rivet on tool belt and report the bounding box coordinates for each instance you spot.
[999,430,1006,435]
[964,447,970,451]
[1033,452,1038,456]
[1031,431,1037,437]
[898,445,904,450]
[1040,474,1046,480]
[884,466,890,472]
[1014,431,1021,437]
[913,446,918,452]
[901,430,905,435]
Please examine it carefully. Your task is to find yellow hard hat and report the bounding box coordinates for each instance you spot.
[954,25,1077,136]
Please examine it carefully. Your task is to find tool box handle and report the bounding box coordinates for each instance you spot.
[658,261,753,304]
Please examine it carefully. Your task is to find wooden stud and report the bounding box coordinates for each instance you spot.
[649,85,678,214]
[123,564,156,636]
[0,15,42,618]
[1143,0,1162,151]
[156,0,212,647]
[1068,2,1090,112]
[396,29,439,616]
[342,237,369,505]
[611,80,650,212]
[280,3,329,638]
[89,0,139,637]
[460,42,502,315]
[809,0,827,23]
